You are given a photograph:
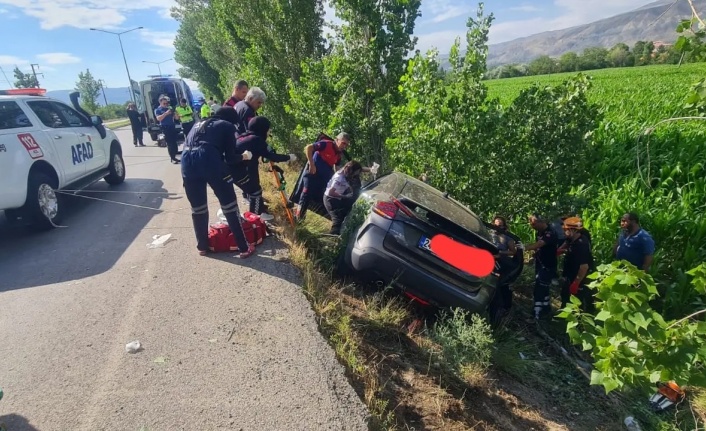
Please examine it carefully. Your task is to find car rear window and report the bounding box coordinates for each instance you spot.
[0,101,33,130]
[400,180,490,240]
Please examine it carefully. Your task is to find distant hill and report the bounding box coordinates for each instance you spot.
[46,86,204,107]
[486,0,699,67]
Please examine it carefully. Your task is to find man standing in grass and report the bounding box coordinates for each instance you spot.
[524,214,558,320]
[614,212,655,272]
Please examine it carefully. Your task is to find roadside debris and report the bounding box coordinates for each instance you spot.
[147,234,174,248]
[125,341,142,353]
[624,416,642,430]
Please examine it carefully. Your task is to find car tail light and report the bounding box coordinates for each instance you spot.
[373,198,415,220]
[373,201,398,219]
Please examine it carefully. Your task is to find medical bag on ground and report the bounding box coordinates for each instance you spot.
[241,212,267,245]
[208,223,238,252]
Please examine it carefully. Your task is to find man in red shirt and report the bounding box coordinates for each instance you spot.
[295,132,350,222]
[223,80,249,108]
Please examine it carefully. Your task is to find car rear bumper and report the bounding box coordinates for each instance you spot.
[346,223,495,314]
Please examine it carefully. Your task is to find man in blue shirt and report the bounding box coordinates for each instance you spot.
[614,212,655,271]
[155,96,180,164]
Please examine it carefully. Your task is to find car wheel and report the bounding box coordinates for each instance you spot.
[104,148,126,185]
[335,248,352,278]
[25,172,62,230]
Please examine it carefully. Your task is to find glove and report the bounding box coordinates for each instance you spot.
[288,154,297,162]
[370,162,380,175]
[569,280,580,295]
[241,150,252,161]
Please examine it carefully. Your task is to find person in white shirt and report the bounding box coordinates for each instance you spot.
[323,160,363,235]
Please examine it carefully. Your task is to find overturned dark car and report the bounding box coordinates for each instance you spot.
[333,172,524,314]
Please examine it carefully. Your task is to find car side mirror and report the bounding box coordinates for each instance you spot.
[91,115,103,126]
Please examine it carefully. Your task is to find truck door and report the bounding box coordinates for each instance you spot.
[26,100,86,183]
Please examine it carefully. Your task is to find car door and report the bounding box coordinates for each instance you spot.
[51,101,106,174]
[26,100,85,183]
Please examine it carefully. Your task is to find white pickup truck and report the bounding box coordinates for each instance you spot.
[0,89,126,229]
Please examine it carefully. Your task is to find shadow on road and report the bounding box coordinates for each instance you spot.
[0,178,175,293]
[0,413,40,431]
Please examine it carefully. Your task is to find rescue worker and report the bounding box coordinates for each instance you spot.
[234,116,297,221]
[199,97,210,119]
[224,80,249,108]
[560,216,595,312]
[488,215,518,322]
[181,106,255,258]
[296,132,350,222]
[176,98,195,138]
[126,102,144,147]
[154,96,180,164]
[323,160,363,235]
[233,87,266,138]
[614,212,655,272]
[524,213,558,320]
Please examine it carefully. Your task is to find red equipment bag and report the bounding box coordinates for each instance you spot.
[207,213,268,252]
[208,223,238,252]
[241,212,267,245]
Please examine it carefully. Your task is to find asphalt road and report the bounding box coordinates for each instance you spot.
[0,128,369,430]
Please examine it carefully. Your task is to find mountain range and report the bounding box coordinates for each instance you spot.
[486,0,700,66]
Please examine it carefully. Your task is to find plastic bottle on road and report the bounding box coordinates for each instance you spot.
[624,416,642,431]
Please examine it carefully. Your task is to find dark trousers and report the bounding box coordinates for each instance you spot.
[232,171,269,215]
[297,172,328,220]
[533,265,556,318]
[132,126,143,146]
[181,147,248,252]
[560,279,595,313]
[162,125,179,159]
[181,121,194,139]
[323,195,354,235]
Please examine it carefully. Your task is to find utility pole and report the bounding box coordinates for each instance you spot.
[98,79,108,106]
[90,27,143,104]
[29,64,44,88]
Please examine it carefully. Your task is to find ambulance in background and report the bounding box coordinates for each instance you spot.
[138,76,195,143]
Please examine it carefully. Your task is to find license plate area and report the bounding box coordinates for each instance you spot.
[418,235,433,253]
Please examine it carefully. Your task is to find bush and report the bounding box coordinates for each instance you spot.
[96,103,128,120]
[431,308,494,381]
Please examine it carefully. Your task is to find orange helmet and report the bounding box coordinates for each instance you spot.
[563,216,583,230]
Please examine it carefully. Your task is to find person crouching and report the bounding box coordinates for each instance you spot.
[323,161,363,235]
[181,106,256,258]
[234,116,296,221]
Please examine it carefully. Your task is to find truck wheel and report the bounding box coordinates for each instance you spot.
[26,172,62,230]
[104,148,126,185]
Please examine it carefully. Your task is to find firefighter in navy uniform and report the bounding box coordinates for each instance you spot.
[181,106,256,258]
[560,216,595,313]
[233,116,296,221]
[524,214,558,320]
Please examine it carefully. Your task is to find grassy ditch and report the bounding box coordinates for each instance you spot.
[105,119,131,129]
[260,164,702,431]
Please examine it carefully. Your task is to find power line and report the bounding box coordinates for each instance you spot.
[0,66,13,88]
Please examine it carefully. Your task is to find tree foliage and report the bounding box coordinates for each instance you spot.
[288,0,421,164]
[172,0,326,149]
[75,69,101,113]
[13,67,39,89]
[388,6,600,219]
[560,262,706,394]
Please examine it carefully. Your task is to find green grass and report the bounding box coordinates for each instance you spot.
[105,119,131,129]
[486,64,706,127]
